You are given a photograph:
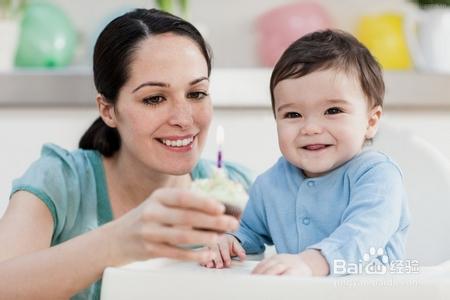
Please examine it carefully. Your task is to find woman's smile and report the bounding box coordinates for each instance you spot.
[156,134,197,153]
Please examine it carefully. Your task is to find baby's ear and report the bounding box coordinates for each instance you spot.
[365,105,382,139]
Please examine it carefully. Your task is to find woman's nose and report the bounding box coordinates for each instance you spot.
[168,100,194,128]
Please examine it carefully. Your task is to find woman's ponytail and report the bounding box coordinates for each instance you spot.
[79,117,120,157]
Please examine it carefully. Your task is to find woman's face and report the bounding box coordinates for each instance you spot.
[111,33,212,175]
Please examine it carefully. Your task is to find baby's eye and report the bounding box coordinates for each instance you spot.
[325,107,343,115]
[284,112,301,119]
[187,91,209,100]
[143,95,165,105]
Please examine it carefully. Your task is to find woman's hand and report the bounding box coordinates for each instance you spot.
[251,250,329,276]
[202,234,246,269]
[107,188,239,266]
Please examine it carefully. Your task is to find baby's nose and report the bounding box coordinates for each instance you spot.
[300,121,323,135]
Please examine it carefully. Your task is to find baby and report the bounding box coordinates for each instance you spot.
[203,29,410,276]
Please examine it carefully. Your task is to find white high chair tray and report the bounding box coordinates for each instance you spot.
[101,258,450,300]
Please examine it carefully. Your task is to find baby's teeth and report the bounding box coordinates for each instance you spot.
[176,140,182,147]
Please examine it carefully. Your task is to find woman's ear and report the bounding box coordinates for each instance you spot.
[365,105,382,139]
[96,94,117,128]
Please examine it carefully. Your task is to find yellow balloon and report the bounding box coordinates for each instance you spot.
[356,13,412,70]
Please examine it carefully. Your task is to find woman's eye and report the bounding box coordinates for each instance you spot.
[325,107,343,115]
[187,91,208,100]
[143,95,165,105]
[284,112,301,119]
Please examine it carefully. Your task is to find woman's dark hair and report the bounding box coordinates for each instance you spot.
[270,29,385,117]
[79,8,212,156]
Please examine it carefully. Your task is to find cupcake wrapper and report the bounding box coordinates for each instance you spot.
[223,203,242,219]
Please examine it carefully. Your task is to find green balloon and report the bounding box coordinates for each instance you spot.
[15,2,77,68]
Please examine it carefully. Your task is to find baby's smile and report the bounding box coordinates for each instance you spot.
[301,144,332,151]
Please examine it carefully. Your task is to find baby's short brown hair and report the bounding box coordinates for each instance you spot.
[270,29,385,117]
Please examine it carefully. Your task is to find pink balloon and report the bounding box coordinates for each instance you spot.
[256,2,333,66]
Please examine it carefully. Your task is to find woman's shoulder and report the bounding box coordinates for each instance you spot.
[11,144,102,242]
[33,143,101,175]
[40,143,96,163]
[13,143,101,199]
[12,143,100,196]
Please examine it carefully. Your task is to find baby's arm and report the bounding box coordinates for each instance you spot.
[232,178,273,254]
[203,178,274,269]
[307,161,407,275]
[253,160,406,277]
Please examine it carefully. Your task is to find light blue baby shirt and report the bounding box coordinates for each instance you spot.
[10,143,253,300]
[234,150,410,275]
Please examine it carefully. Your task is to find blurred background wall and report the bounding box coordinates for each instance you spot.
[49,0,412,67]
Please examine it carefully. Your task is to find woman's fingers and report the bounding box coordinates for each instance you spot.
[155,189,225,215]
[146,189,239,232]
[150,206,238,232]
[142,224,220,246]
[125,188,241,265]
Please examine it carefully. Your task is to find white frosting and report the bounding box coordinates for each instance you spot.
[191,167,248,209]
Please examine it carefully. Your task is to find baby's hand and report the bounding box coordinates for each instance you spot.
[252,254,313,276]
[201,234,246,268]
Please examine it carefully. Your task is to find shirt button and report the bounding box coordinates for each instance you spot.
[302,217,310,225]
[307,181,315,187]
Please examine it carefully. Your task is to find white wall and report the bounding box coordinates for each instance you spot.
[0,108,97,216]
[50,0,412,67]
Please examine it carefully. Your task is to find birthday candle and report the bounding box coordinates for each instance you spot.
[216,125,224,168]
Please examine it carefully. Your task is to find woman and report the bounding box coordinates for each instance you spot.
[0,9,251,299]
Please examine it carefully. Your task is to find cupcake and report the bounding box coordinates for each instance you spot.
[191,167,248,219]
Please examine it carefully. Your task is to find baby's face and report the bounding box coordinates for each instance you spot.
[273,69,381,177]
